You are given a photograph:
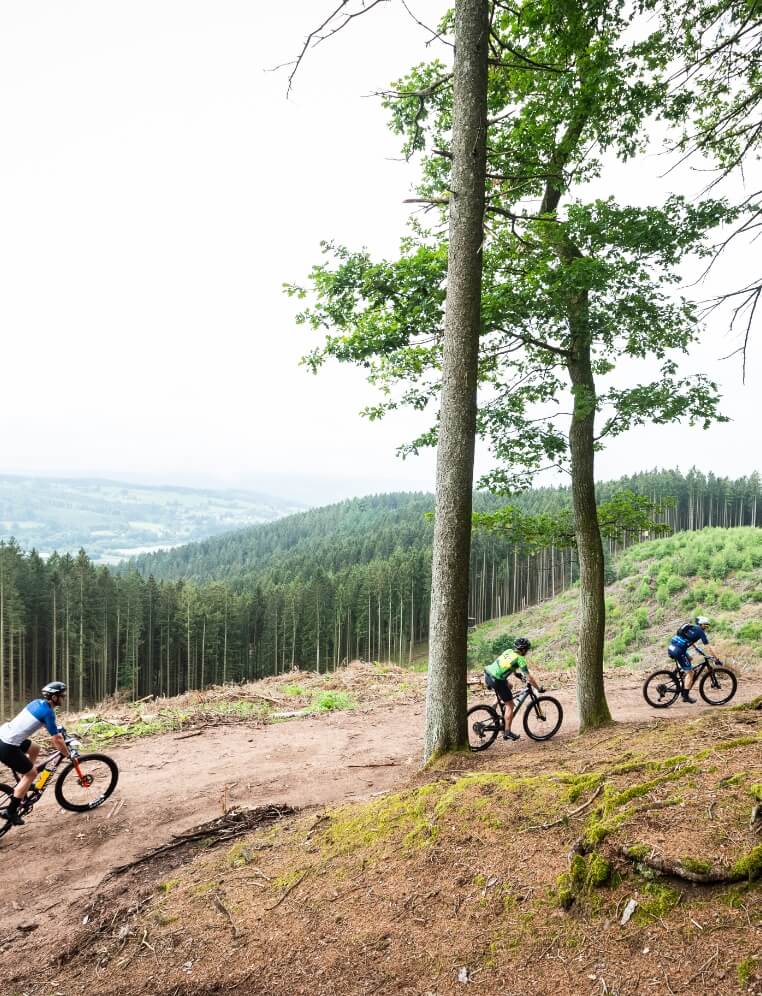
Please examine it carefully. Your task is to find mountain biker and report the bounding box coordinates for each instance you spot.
[484,637,542,742]
[0,681,70,825]
[668,617,721,704]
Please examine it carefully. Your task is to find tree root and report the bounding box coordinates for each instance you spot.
[617,845,746,884]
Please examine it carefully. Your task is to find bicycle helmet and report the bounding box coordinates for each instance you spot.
[41,681,67,699]
[695,616,711,628]
[513,637,531,653]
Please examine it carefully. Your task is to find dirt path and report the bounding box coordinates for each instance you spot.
[1,671,761,967]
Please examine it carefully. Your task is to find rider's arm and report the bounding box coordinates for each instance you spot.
[522,668,541,690]
[698,628,720,659]
[51,732,70,757]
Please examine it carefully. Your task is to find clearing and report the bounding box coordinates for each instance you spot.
[2,659,762,994]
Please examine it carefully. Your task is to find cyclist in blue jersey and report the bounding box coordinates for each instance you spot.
[0,681,70,825]
[667,617,720,703]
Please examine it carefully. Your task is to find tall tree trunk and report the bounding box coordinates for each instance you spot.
[567,332,612,730]
[424,0,489,762]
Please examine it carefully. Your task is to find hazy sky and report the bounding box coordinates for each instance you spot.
[1,2,758,506]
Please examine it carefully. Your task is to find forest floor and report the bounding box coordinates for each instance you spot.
[2,659,762,995]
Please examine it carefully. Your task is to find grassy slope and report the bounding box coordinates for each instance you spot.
[470,526,762,676]
[18,528,762,996]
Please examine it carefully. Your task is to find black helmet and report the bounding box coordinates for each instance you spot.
[42,681,67,699]
[513,637,531,653]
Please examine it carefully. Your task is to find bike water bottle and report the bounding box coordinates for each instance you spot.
[34,769,51,790]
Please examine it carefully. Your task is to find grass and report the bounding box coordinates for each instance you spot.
[311,690,355,712]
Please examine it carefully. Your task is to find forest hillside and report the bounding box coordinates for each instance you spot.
[469,526,762,677]
[1,470,761,719]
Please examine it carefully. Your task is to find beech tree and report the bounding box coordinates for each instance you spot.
[424,0,490,759]
[290,0,733,731]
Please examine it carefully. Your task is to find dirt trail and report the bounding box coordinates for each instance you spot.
[1,671,761,965]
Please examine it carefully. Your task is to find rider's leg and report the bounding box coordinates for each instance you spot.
[0,741,36,824]
[501,682,519,740]
[679,654,696,702]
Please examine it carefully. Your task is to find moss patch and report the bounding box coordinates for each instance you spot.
[632,883,680,924]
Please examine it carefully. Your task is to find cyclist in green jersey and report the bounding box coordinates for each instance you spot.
[484,637,542,741]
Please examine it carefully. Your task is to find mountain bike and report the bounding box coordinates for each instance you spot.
[0,727,119,838]
[467,681,564,751]
[642,648,737,708]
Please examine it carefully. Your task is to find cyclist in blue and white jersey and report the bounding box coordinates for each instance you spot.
[667,617,720,704]
[0,681,70,825]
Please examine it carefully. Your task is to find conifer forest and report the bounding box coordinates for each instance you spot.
[1,468,760,718]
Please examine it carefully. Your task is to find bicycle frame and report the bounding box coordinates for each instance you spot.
[676,647,715,683]
[5,729,85,813]
[489,682,539,722]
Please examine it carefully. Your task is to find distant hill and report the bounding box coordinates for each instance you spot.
[128,491,509,584]
[128,467,762,589]
[0,475,305,562]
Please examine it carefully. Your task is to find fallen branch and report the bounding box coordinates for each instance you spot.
[524,784,603,832]
[243,691,288,707]
[618,845,749,884]
[174,729,204,741]
[212,891,242,939]
[109,805,295,876]
[266,870,309,911]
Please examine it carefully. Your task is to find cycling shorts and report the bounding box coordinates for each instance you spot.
[0,738,33,775]
[668,648,693,671]
[484,671,513,703]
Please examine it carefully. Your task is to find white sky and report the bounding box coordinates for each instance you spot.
[0,1,759,506]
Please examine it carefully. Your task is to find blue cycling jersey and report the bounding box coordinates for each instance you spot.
[0,699,59,746]
[669,624,709,653]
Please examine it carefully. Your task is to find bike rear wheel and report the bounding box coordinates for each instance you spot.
[54,754,119,812]
[699,667,737,706]
[0,783,15,838]
[467,704,501,752]
[523,696,563,741]
[643,669,681,708]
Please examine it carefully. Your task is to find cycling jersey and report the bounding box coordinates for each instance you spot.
[0,699,59,747]
[485,652,529,681]
[670,624,709,652]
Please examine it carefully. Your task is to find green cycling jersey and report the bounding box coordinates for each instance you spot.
[485,652,529,681]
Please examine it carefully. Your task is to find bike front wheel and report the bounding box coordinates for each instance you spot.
[643,670,681,708]
[523,696,563,741]
[699,667,737,706]
[0,783,15,838]
[467,704,501,752]
[54,753,119,812]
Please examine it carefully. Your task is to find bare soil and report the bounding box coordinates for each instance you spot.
[2,664,762,993]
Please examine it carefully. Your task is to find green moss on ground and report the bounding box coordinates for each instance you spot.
[632,883,680,924]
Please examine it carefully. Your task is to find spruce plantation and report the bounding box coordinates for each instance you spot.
[1,469,760,718]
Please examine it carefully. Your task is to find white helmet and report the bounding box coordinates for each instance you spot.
[695,616,711,628]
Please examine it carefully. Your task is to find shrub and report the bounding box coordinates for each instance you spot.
[633,607,649,629]
[738,621,762,643]
[719,590,742,611]
[312,690,354,712]
[282,683,307,697]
